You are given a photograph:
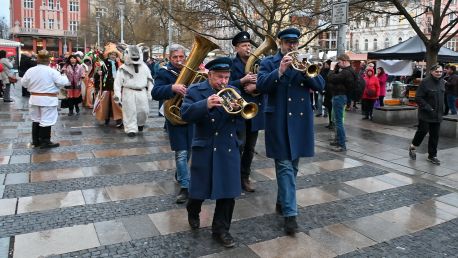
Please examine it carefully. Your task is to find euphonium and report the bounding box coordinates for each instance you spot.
[216,85,258,120]
[244,34,278,96]
[163,35,219,125]
[285,50,320,78]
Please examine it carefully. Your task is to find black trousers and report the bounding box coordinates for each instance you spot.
[412,120,441,157]
[187,198,235,234]
[238,119,259,179]
[379,96,385,107]
[361,99,376,116]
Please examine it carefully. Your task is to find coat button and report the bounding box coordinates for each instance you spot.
[230,133,233,137]
[211,118,215,122]
[301,98,304,101]
[228,149,231,152]
[289,112,292,116]
[275,80,278,83]
[214,148,216,151]
[300,112,303,116]
[232,119,235,122]
[259,103,262,106]
[301,83,304,86]
[289,84,292,87]
[288,98,291,101]
[215,132,218,136]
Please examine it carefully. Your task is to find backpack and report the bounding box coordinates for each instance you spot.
[350,70,365,101]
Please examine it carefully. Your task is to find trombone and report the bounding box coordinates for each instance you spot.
[216,85,258,120]
[285,50,320,78]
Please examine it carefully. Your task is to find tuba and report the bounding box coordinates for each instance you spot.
[216,85,258,120]
[244,34,278,96]
[285,50,320,78]
[163,35,219,125]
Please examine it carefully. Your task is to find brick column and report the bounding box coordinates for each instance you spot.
[58,39,63,56]
[42,39,47,50]
[32,38,37,53]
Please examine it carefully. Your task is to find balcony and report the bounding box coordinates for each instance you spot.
[11,27,78,38]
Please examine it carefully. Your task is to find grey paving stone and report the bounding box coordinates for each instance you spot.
[0,237,9,258]
[4,172,29,185]
[120,215,161,240]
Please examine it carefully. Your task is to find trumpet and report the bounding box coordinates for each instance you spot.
[285,50,320,78]
[216,85,258,120]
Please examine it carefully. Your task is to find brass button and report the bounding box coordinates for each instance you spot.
[211,118,215,122]
[215,132,218,136]
[289,112,292,116]
[214,148,216,151]
[288,98,292,101]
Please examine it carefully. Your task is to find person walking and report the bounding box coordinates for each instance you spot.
[444,65,458,115]
[409,64,445,165]
[0,50,15,103]
[361,67,380,120]
[62,54,85,116]
[377,67,388,107]
[21,50,70,148]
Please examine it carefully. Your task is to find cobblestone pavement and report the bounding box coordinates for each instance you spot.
[1,85,458,258]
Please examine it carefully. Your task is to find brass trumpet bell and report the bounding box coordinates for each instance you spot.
[216,87,258,120]
[285,50,320,78]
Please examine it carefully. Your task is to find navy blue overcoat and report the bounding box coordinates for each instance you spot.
[229,55,265,132]
[152,64,193,151]
[257,51,324,160]
[181,81,242,200]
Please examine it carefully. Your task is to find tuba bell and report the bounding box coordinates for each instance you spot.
[163,35,219,125]
[285,50,320,78]
[244,34,278,96]
[216,85,258,120]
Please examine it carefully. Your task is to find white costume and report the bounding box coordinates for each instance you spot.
[22,52,70,148]
[114,44,153,136]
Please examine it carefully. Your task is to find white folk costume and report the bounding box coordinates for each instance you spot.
[114,44,153,136]
[21,50,70,148]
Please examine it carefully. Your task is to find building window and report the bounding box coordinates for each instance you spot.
[364,39,368,51]
[48,19,54,29]
[446,38,457,51]
[373,39,378,50]
[69,1,79,12]
[355,39,359,51]
[24,0,33,8]
[384,38,390,48]
[449,13,456,23]
[49,0,54,9]
[398,37,403,43]
[23,18,33,28]
[69,21,78,31]
[385,15,390,26]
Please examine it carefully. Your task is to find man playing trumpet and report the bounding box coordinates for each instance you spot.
[257,28,325,235]
[229,31,265,192]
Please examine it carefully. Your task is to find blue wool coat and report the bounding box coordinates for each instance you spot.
[152,63,193,151]
[181,81,242,200]
[257,51,325,160]
[229,55,265,132]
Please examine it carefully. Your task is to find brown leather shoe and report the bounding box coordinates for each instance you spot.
[242,178,255,192]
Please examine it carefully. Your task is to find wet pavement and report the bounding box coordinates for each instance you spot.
[1,84,458,258]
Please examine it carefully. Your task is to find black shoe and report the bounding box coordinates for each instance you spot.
[275,202,282,215]
[104,119,110,125]
[362,116,369,120]
[315,114,322,117]
[176,188,188,204]
[329,141,339,147]
[39,126,60,149]
[3,99,14,103]
[332,146,347,152]
[212,232,235,248]
[241,178,255,192]
[68,112,74,116]
[138,126,144,132]
[32,122,40,148]
[409,146,416,160]
[116,120,123,128]
[427,156,440,165]
[284,216,298,235]
[40,141,60,149]
[188,214,200,229]
[323,113,328,118]
[127,132,136,137]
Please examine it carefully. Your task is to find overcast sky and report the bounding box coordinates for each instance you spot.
[0,0,10,24]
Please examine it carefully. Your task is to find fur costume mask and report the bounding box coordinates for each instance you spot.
[117,43,150,73]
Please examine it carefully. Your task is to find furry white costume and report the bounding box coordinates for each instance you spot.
[114,44,153,136]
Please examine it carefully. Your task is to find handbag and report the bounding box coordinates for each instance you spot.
[8,75,17,84]
[57,88,67,100]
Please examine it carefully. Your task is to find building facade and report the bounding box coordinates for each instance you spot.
[10,0,89,56]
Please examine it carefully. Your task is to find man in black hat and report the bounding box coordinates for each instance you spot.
[181,57,243,248]
[229,31,263,193]
[257,28,325,235]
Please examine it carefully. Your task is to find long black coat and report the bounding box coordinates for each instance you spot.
[415,76,445,123]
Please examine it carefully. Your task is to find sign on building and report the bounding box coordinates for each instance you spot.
[332,2,349,25]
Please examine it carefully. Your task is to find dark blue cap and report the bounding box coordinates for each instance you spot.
[205,57,232,71]
[232,31,251,46]
[277,28,300,40]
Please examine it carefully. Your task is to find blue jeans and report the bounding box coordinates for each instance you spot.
[175,150,190,188]
[447,94,457,115]
[332,95,347,149]
[275,159,299,217]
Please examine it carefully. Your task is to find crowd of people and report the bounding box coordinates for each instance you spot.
[2,27,458,248]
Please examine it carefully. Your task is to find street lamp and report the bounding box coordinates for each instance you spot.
[119,0,126,44]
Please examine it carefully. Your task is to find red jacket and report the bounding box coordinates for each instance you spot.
[362,68,380,100]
